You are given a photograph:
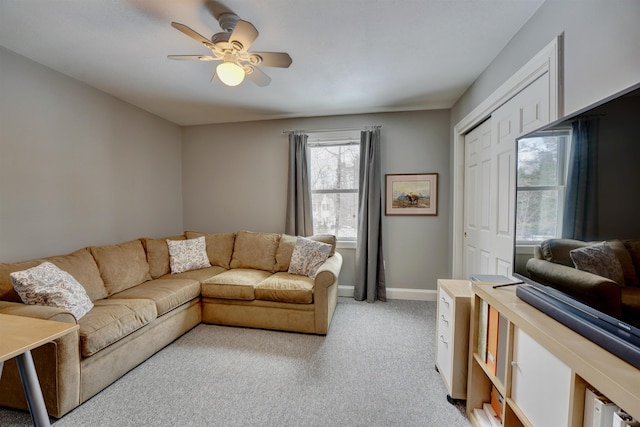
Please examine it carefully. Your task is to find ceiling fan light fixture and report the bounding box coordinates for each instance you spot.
[216,61,245,86]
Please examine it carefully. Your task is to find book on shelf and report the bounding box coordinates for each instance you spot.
[496,312,508,384]
[490,385,504,423]
[613,410,640,427]
[473,408,492,427]
[585,387,620,427]
[478,299,489,360]
[483,402,503,427]
[486,305,499,375]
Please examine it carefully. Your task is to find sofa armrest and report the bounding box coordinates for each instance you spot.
[0,301,80,418]
[526,258,623,318]
[0,300,78,324]
[313,252,343,334]
[314,252,343,289]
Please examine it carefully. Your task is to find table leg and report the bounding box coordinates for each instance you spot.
[15,350,51,427]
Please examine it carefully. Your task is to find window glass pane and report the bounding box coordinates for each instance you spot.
[516,190,559,242]
[311,192,358,240]
[517,137,559,186]
[309,145,359,191]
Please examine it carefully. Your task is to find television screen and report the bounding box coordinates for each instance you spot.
[512,82,640,364]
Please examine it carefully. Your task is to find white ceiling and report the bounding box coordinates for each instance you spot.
[0,0,545,126]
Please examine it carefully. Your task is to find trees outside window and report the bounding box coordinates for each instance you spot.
[516,131,569,243]
[309,141,359,241]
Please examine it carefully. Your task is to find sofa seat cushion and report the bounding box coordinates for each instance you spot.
[160,265,226,283]
[78,298,157,357]
[109,278,201,316]
[202,269,272,300]
[255,272,314,304]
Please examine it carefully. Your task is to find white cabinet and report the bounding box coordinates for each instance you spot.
[436,279,471,402]
[511,327,572,427]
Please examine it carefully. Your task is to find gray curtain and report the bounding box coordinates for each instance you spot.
[562,117,599,240]
[355,128,386,302]
[285,132,314,236]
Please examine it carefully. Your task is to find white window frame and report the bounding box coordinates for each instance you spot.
[308,131,360,247]
[515,129,570,246]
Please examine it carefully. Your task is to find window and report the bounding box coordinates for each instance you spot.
[308,135,360,241]
[516,130,569,244]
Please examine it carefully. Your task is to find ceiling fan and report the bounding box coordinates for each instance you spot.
[168,10,292,87]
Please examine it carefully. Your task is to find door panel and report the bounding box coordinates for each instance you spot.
[463,73,550,278]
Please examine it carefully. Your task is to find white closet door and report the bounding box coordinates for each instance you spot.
[463,73,550,279]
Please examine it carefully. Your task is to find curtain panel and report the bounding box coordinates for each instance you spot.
[355,128,386,302]
[562,117,599,240]
[285,133,314,236]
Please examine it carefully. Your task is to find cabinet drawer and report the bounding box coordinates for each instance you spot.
[437,327,452,388]
[439,291,454,320]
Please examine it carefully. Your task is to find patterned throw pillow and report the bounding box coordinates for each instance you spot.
[570,242,625,285]
[10,262,94,319]
[167,236,211,274]
[287,237,332,279]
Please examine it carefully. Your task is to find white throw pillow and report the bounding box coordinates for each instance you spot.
[288,236,332,278]
[10,262,94,319]
[570,242,625,285]
[167,236,211,274]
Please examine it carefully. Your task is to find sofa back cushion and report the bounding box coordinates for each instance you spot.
[623,240,640,286]
[43,248,108,301]
[0,259,41,302]
[569,243,625,285]
[275,234,337,272]
[185,231,236,269]
[230,231,280,272]
[275,234,298,272]
[539,238,638,285]
[142,235,186,279]
[90,240,151,295]
[607,239,637,285]
[539,239,590,266]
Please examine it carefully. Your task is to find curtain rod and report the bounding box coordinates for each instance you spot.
[282,125,381,134]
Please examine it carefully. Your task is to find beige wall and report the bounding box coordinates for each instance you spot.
[0,47,184,262]
[448,0,640,273]
[452,0,640,125]
[182,110,451,292]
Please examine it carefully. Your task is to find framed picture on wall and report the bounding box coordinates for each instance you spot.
[385,173,438,216]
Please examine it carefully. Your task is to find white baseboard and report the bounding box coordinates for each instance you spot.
[338,285,436,301]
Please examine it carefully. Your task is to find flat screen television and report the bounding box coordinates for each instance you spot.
[511,81,640,369]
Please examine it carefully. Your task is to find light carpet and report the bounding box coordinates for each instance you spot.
[0,298,469,426]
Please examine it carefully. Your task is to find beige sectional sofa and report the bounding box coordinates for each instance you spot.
[0,230,342,418]
[526,238,640,326]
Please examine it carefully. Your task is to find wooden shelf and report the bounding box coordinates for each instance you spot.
[466,282,640,426]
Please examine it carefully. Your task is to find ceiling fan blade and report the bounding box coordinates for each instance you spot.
[171,22,214,49]
[167,55,218,61]
[245,66,271,87]
[249,52,292,68]
[229,19,258,52]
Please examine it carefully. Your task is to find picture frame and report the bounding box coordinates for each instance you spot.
[385,173,438,216]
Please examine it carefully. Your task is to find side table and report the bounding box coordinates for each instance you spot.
[0,313,78,427]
